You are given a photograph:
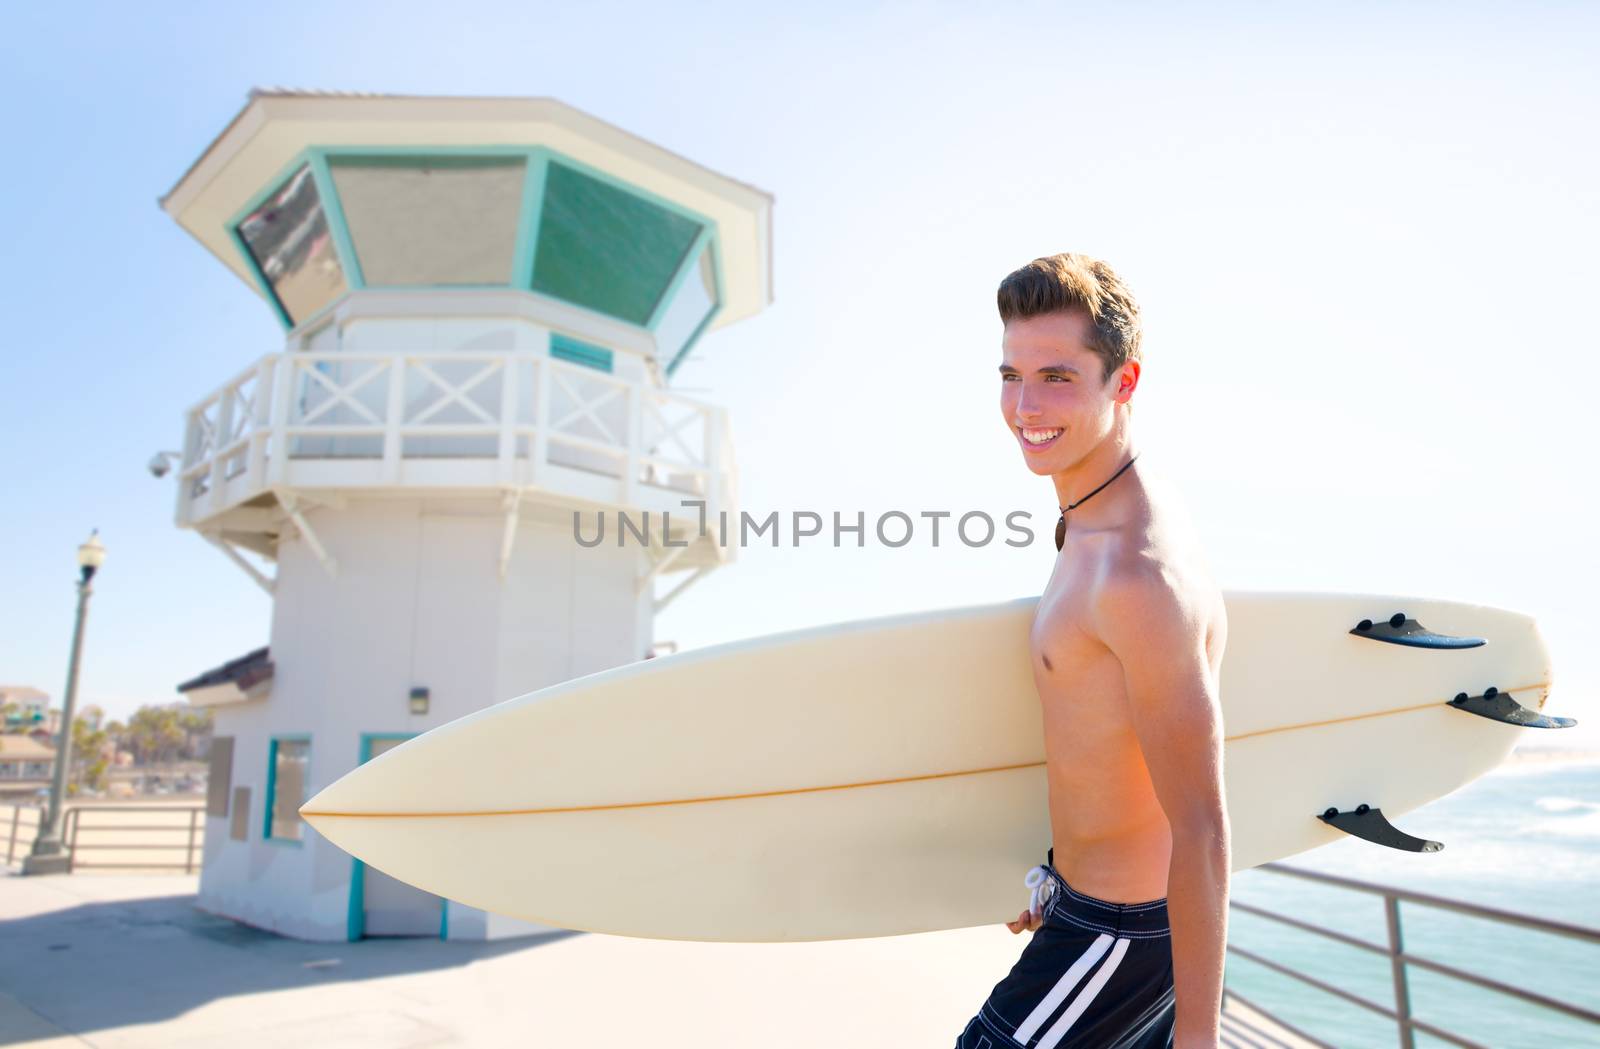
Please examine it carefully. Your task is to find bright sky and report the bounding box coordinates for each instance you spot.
[2,3,1596,749]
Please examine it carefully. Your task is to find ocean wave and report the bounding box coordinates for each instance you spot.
[1519,796,1600,839]
[1533,796,1600,814]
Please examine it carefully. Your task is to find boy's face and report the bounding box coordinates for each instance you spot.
[998,310,1136,476]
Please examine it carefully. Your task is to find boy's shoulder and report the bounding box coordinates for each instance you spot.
[1090,483,1221,628]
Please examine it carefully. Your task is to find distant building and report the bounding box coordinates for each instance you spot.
[0,735,54,798]
[1,686,51,732]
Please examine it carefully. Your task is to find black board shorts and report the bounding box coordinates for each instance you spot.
[955,853,1175,1049]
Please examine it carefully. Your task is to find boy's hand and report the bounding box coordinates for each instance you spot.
[1005,908,1042,934]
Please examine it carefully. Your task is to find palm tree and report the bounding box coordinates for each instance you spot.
[178,709,213,759]
[127,706,185,765]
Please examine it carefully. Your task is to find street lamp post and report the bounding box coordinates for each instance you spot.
[23,531,106,876]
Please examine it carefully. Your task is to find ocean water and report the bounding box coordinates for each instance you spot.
[1226,756,1600,1048]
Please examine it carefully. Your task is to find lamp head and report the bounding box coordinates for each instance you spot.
[77,530,106,583]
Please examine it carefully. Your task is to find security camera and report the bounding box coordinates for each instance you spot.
[148,451,180,479]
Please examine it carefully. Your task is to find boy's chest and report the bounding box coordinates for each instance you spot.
[1028,546,1123,695]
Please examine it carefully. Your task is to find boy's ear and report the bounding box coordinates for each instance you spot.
[1113,360,1141,402]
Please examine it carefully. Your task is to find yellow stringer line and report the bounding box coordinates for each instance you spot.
[1225,679,1548,742]
[304,759,1046,819]
[301,680,1549,820]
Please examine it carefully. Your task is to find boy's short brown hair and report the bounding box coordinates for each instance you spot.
[997,253,1143,382]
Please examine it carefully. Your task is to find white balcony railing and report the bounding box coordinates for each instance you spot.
[178,351,729,530]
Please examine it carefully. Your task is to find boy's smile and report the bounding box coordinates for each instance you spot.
[998,309,1137,479]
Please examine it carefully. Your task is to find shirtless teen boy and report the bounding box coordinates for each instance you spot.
[954,254,1231,1049]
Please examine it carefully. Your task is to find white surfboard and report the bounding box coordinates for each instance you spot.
[301,592,1560,942]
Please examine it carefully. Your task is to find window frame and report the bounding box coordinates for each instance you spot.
[263,735,312,846]
[550,332,615,373]
[224,145,726,370]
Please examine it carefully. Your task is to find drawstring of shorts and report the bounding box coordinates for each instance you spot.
[1025,864,1056,921]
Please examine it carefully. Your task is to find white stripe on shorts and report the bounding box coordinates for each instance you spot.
[1010,932,1114,1044]
[1034,936,1132,1049]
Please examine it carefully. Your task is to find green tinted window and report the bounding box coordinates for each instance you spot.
[654,241,718,371]
[532,163,703,325]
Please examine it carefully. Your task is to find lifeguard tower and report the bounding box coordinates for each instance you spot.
[161,91,772,941]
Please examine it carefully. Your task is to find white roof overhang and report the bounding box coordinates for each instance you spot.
[161,91,774,330]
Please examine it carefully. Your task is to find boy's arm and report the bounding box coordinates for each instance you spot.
[1093,569,1230,1049]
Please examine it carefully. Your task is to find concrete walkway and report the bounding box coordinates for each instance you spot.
[0,873,1315,1047]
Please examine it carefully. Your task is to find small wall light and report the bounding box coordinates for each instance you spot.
[408,687,430,716]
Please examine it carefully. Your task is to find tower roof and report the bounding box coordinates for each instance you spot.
[161,90,774,330]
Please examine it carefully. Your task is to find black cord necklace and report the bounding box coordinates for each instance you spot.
[1055,453,1140,551]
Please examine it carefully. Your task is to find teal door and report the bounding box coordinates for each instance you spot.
[348,735,444,939]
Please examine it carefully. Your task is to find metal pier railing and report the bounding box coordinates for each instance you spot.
[4,803,206,873]
[1226,862,1600,1048]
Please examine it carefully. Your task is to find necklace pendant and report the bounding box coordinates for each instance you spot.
[1050,453,1138,553]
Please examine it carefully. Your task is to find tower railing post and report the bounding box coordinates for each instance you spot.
[497,355,519,485]
[529,355,550,488]
[248,357,273,487]
[623,383,642,507]
[177,398,209,526]
[209,382,235,514]
[265,353,294,486]
[383,356,406,483]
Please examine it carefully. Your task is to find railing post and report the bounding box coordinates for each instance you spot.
[208,383,235,513]
[177,408,200,528]
[383,357,406,483]
[186,807,199,874]
[266,353,294,485]
[7,805,18,865]
[497,356,519,485]
[248,357,273,487]
[623,383,642,507]
[65,807,76,874]
[1384,895,1415,1049]
[529,356,550,488]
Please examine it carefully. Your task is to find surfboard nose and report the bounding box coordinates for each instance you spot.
[299,773,402,875]
[299,755,387,830]
[298,781,339,824]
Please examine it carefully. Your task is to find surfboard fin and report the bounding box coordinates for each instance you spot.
[1318,804,1443,852]
[1349,612,1486,649]
[1448,686,1578,729]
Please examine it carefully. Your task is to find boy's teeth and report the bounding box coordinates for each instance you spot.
[1023,428,1061,444]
